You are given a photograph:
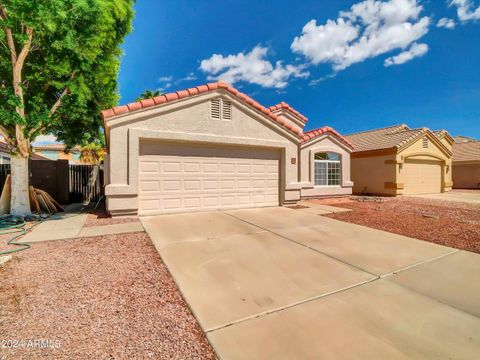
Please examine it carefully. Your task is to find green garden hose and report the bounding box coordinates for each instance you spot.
[0,216,46,256]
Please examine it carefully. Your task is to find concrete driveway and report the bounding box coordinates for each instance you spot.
[411,190,480,204]
[142,207,480,359]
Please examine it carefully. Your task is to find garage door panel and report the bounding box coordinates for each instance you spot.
[403,160,442,195]
[139,144,280,215]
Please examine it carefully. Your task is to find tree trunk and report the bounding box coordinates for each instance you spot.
[10,154,31,216]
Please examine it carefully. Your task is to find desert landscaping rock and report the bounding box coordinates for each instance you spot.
[0,232,215,359]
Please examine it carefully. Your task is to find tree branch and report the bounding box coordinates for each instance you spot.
[49,87,69,117]
[14,27,33,73]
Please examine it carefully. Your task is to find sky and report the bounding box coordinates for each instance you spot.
[118,0,480,138]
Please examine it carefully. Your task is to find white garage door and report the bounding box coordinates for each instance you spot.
[403,159,442,194]
[138,142,280,215]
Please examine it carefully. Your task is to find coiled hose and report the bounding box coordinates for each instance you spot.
[0,216,34,255]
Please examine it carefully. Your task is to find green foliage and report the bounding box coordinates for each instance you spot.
[136,89,163,101]
[80,142,106,165]
[0,0,135,147]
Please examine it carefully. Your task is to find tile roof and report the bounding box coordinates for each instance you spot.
[452,141,480,162]
[345,125,434,153]
[33,143,81,151]
[101,81,351,147]
[102,81,303,137]
[454,135,477,143]
[432,129,454,144]
[301,127,354,148]
[268,101,308,123]
[0,140,9,152]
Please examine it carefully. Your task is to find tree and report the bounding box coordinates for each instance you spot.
[80,142,106,165]
[136,89,162,101]
[0,0,134,215]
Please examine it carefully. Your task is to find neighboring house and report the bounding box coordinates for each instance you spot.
[345,125,453,196]
[102,81,354,216]
[32,144,82,164]
[452,141,480,189]
[453,135,477,143]
[0,141,10,164]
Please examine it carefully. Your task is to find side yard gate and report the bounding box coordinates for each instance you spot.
[69,165,104,203]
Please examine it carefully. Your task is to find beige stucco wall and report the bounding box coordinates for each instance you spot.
[299,135,353,197]
[105,91,302,215]
[351,153,397,195]
[452,162,480,189]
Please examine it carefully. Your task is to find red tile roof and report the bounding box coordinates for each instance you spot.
[301,127,354,149]
[268,101,308,123]
[103,81,303,137]
[102,81,351,147]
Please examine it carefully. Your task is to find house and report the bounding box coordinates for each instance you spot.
[452,141,480,189]
[32,143,82,164]
[0,141,10,164]
[102,81,354,216]
[345,125,453,196]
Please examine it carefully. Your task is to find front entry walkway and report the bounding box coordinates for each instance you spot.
[141,207,480,359]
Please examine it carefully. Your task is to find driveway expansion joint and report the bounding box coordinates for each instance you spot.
[380,248,460,278]
[225,212,379,278]
[205,276,380,333]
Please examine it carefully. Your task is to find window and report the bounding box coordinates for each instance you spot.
[211,98,232,120]
[314,152,341,186]
[41,150,59,160]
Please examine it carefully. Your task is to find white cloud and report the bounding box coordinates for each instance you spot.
[437,17,456,29]
[450,0,480,22]
[178,72,197,82]
[384,42,428,66]
[199,45,309,88]
[291,0,430,71]
[158,75,173,82]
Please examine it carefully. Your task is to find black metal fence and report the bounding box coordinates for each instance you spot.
[69,165,103,203]
[0,164,10,193]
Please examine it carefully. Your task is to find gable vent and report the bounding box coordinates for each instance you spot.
[422,137,428,148]
[210,99,221,119]
[222,100,232,120]
[210,98,232,120]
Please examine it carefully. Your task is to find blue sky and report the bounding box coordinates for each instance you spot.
[118,0,480,138]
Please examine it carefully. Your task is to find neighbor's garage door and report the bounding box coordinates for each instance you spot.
[403,159,442,194]
[138,141,280,215]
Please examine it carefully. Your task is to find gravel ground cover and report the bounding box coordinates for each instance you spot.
[309,196,480,254]
[83,205,139,227]
[0,232,215,359]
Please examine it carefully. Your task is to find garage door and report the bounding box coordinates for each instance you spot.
[138,142,280,215]
[403,159,442,194]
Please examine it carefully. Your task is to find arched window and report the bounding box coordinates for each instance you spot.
[314,152,341,186]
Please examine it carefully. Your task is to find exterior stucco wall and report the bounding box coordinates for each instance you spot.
[398,135,452,193]
[350,154,397,195]
[299,135,353,197]
[106,91,301,214]
[452,162,480,189]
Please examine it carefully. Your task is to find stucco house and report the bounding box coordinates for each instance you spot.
[345,125,453,196]
[102,81,354,216]
[0,141,10,164]
[32,143,83,164]
[452,141,480,189]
